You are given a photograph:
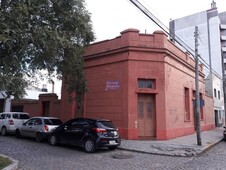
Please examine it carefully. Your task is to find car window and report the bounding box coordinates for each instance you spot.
[71,119,87,126]
[13,114,19,119]
[44,119,62,125]
[0,114,6,119]
[19,114,30,119]
[6,114,11,119]
[34,119,42,125]
[26,119,36,125]
[97,121,116,129]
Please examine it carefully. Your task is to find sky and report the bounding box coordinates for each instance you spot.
[85,0,226,42]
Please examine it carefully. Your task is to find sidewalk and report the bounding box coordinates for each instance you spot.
[118,128,224,157]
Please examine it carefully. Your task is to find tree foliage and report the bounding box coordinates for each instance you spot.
[0,0,95,99]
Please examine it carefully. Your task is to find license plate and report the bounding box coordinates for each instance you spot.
[109,140,116,144]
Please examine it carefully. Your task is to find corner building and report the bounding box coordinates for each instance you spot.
[70,29,215,140]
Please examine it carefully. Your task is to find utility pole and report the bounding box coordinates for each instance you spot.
[194,26,202,146]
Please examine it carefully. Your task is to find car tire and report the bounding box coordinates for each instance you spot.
[36,133,43,143]
[108,146,117,150]
[49,135,58,146]
[1,127,7,136]
[84,138,96,153]
[15,129,21,138]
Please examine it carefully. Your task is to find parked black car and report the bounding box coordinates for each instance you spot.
[48,118,121,153]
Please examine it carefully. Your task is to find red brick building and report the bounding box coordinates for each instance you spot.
[12,29,215,140]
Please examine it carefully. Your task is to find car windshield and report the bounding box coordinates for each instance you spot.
[18,114,30,119]
[97,121,116,129]
[44,119,62,125]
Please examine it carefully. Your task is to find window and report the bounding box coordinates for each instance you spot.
[184,88,190,121]
[214,88,217,98]
[218,91,220,99]
[138,79,155,88]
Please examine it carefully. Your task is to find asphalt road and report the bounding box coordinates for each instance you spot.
[1,135,226,170]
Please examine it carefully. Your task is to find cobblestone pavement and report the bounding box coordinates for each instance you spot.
[0,128,224,170]
[0,136,191,170]
[172,141,226,170]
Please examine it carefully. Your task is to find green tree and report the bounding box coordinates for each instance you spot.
[0,0,95,104]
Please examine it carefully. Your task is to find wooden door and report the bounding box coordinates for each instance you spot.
[137,94,156,139]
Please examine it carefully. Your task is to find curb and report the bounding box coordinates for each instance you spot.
[199,138,223,155]
[1,154,18,170]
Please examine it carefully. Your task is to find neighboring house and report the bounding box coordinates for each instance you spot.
[12,93,61,118]
[12,29,215,140]
[0,92,11,112]
[169,1,225,127]
[12,82,62,118]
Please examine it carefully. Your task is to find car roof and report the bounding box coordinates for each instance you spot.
[30,117,61,119]
[70,118,111,122]
[0,112,29,115]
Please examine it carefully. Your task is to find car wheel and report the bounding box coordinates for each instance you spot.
[84,138,96,153]
[1,127,7,136]
[36,133,43,143]
[49,135,58,146]
[15,129,21,138]
[108,146,117,150]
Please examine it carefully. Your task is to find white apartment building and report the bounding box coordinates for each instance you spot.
[169,1,225,127]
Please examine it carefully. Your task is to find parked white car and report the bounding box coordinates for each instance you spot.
[16,117,63,142]
[0,112,30,136]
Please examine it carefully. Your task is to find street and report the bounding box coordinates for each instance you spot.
[1,135,226,170]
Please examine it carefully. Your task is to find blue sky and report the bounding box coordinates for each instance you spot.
[85,0,226,42]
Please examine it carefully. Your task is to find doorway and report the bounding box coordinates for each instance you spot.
[137,94,156,139]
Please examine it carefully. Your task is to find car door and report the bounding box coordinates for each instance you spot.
[30,118,43,138]
[20,118,36,137]
[61,119,86,145]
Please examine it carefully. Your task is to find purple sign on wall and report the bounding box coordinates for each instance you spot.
[105,80,121,91]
